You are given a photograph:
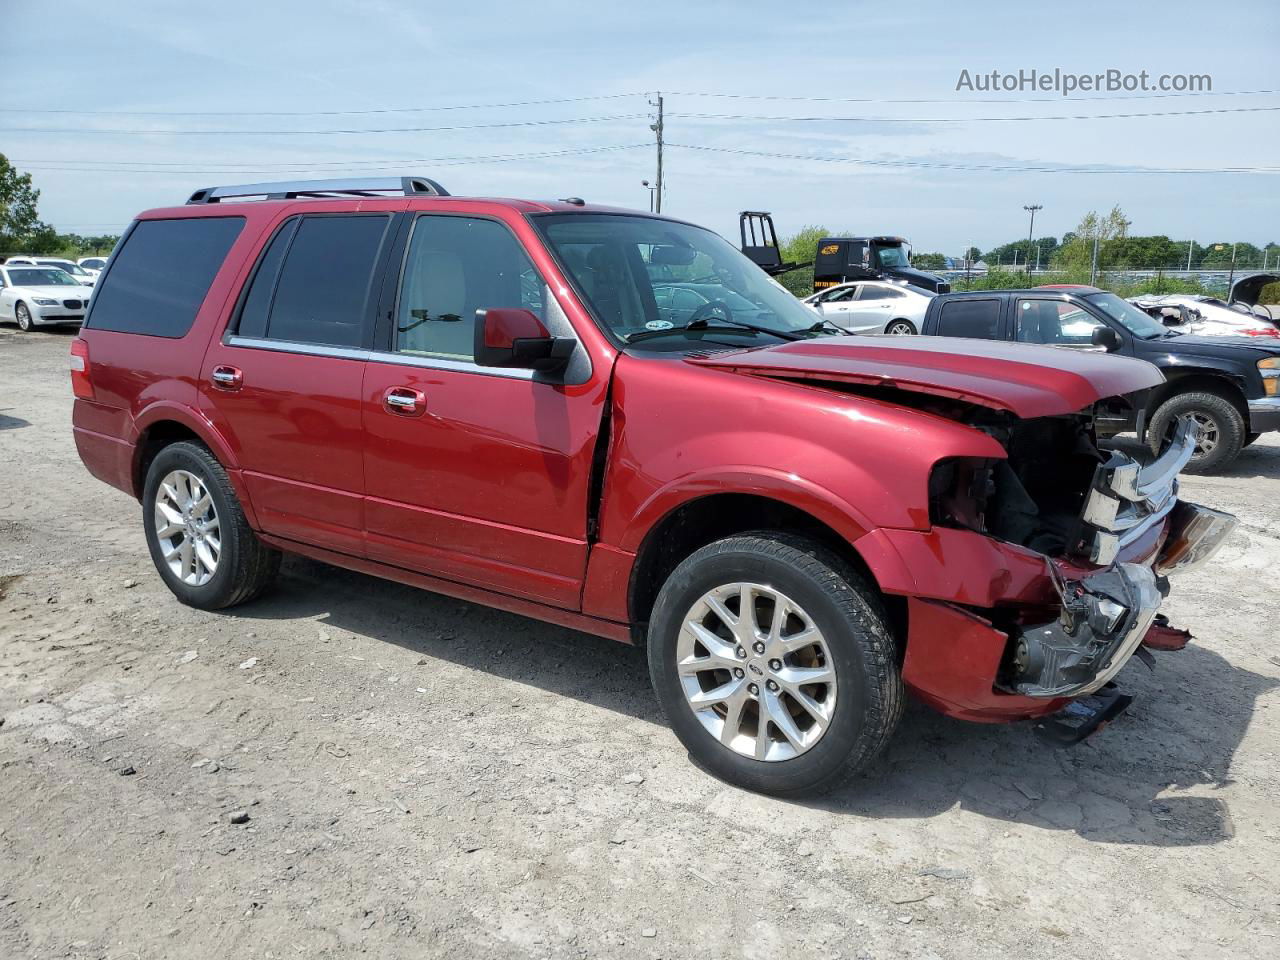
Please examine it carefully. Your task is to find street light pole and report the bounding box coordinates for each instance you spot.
[1023,204,1042,280]
[641,180,656,213]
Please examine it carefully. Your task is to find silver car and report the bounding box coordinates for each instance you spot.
[0,265,90,331]
[803,280,933,335]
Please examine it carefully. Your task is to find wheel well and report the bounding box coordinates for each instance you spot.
[627,493,904,647]
[133,421,203,497]
[1150,373,1248,424]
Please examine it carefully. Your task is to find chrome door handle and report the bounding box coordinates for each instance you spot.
[384,386,426,416]
[210,365,243,390]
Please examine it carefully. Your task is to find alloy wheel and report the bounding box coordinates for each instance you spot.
[1185,412,1220,459]
[16,304,32,332]
[676,582,837,762]
[886,321,915,335]
[154,469,221,586]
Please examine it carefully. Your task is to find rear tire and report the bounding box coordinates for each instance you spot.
[646,533,902,797]
[142,441,280,610]
[1148,391,1245,474]
[885,319,916,335]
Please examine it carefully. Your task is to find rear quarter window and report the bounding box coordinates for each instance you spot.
[85,217,244,338]
[936,298,1001,339]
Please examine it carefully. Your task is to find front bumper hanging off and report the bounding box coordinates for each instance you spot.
[1009,420,1238,700]
[1013,419,1233,701]
[899,418,1238,724]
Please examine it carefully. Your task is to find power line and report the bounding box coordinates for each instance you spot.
[16,143,652,175]
[7,88,1272,118]
[666,143,1280,174]
[669,105,1280,124]
[0,92,649,117]
[0,114,648,136]
[665,88,1279,104]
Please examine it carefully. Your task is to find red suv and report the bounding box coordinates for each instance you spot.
[71,177,1236,796]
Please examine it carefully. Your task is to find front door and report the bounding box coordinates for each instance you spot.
[361,213,608,609]
[199,212,396,556]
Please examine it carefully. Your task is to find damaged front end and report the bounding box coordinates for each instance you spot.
[910,408,1237,729]
[1006,419,1235,699]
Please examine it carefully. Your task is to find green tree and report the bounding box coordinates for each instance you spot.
[775,225,834,297]
[912,252,947,270]
[1053,206,1129,273]
[0,153,45,252]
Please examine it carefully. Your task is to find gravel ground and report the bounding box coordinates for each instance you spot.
[2,327,1278,959]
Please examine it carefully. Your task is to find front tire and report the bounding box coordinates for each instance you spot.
[1148,391,1245,474]
[142,441,280,610]
[647,533,902,797]
[15,302,32,332]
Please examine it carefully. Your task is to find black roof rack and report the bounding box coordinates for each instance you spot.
[186,176,450,205]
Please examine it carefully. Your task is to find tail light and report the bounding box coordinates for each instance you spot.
[69,338,94,400]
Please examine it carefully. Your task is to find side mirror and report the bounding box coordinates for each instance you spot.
[474,307,575,372]
[1091,326,1122,352]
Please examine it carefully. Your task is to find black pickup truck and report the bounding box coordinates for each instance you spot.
[918,285,1280,472]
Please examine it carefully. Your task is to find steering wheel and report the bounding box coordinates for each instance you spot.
[686,299,734,326]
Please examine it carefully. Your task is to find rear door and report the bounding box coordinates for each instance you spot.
[930,297,1006,340]
[199,212,396,556]
[360,211,607,609]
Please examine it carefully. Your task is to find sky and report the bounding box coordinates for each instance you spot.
[5,0,1279,256]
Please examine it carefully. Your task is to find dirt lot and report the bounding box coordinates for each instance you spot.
[2,327,1278,960]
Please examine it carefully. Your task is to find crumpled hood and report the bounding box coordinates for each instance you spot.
[685,336,1165,418]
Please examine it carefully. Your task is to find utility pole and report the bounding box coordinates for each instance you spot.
[1227,241,1238,297]
[1023,204,1042,279]
[649,93,664,214]
[1090,234,1100,286]
[1186,237,1194,271]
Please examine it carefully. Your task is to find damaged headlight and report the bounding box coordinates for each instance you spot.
[1008,562,1162,698]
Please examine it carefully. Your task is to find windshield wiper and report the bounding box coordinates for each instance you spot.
[808,318,844,335]
[686,315,804,341]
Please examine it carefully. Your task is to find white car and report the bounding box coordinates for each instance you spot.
[0,265,91,331]
[77,256,108,276]
[26,257,97,287]
[1129,294,1279,339]
[802,280,933,335]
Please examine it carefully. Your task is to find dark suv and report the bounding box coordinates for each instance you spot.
[70,177,1235,796]
[920,286,1280,472]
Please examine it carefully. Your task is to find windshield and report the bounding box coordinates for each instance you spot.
[873,242,910,268]
[7,268,80,287]
[533,213,824,347]
[82,259,106,269]
[1086,291,1169,338]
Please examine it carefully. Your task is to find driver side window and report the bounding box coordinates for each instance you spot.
[1015,299,1105,347]
[397,216,545,361]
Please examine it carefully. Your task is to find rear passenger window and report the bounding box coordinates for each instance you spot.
[240,215,390,348]
[396,216,544,361]
[85,217,244,337]
[936,298,1000,339]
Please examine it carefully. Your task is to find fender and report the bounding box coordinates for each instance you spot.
[1151,362,1248,399]
[128,400,260,527]
[617,466,879,556]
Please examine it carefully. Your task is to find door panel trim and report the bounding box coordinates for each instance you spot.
[224,335,539,380]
